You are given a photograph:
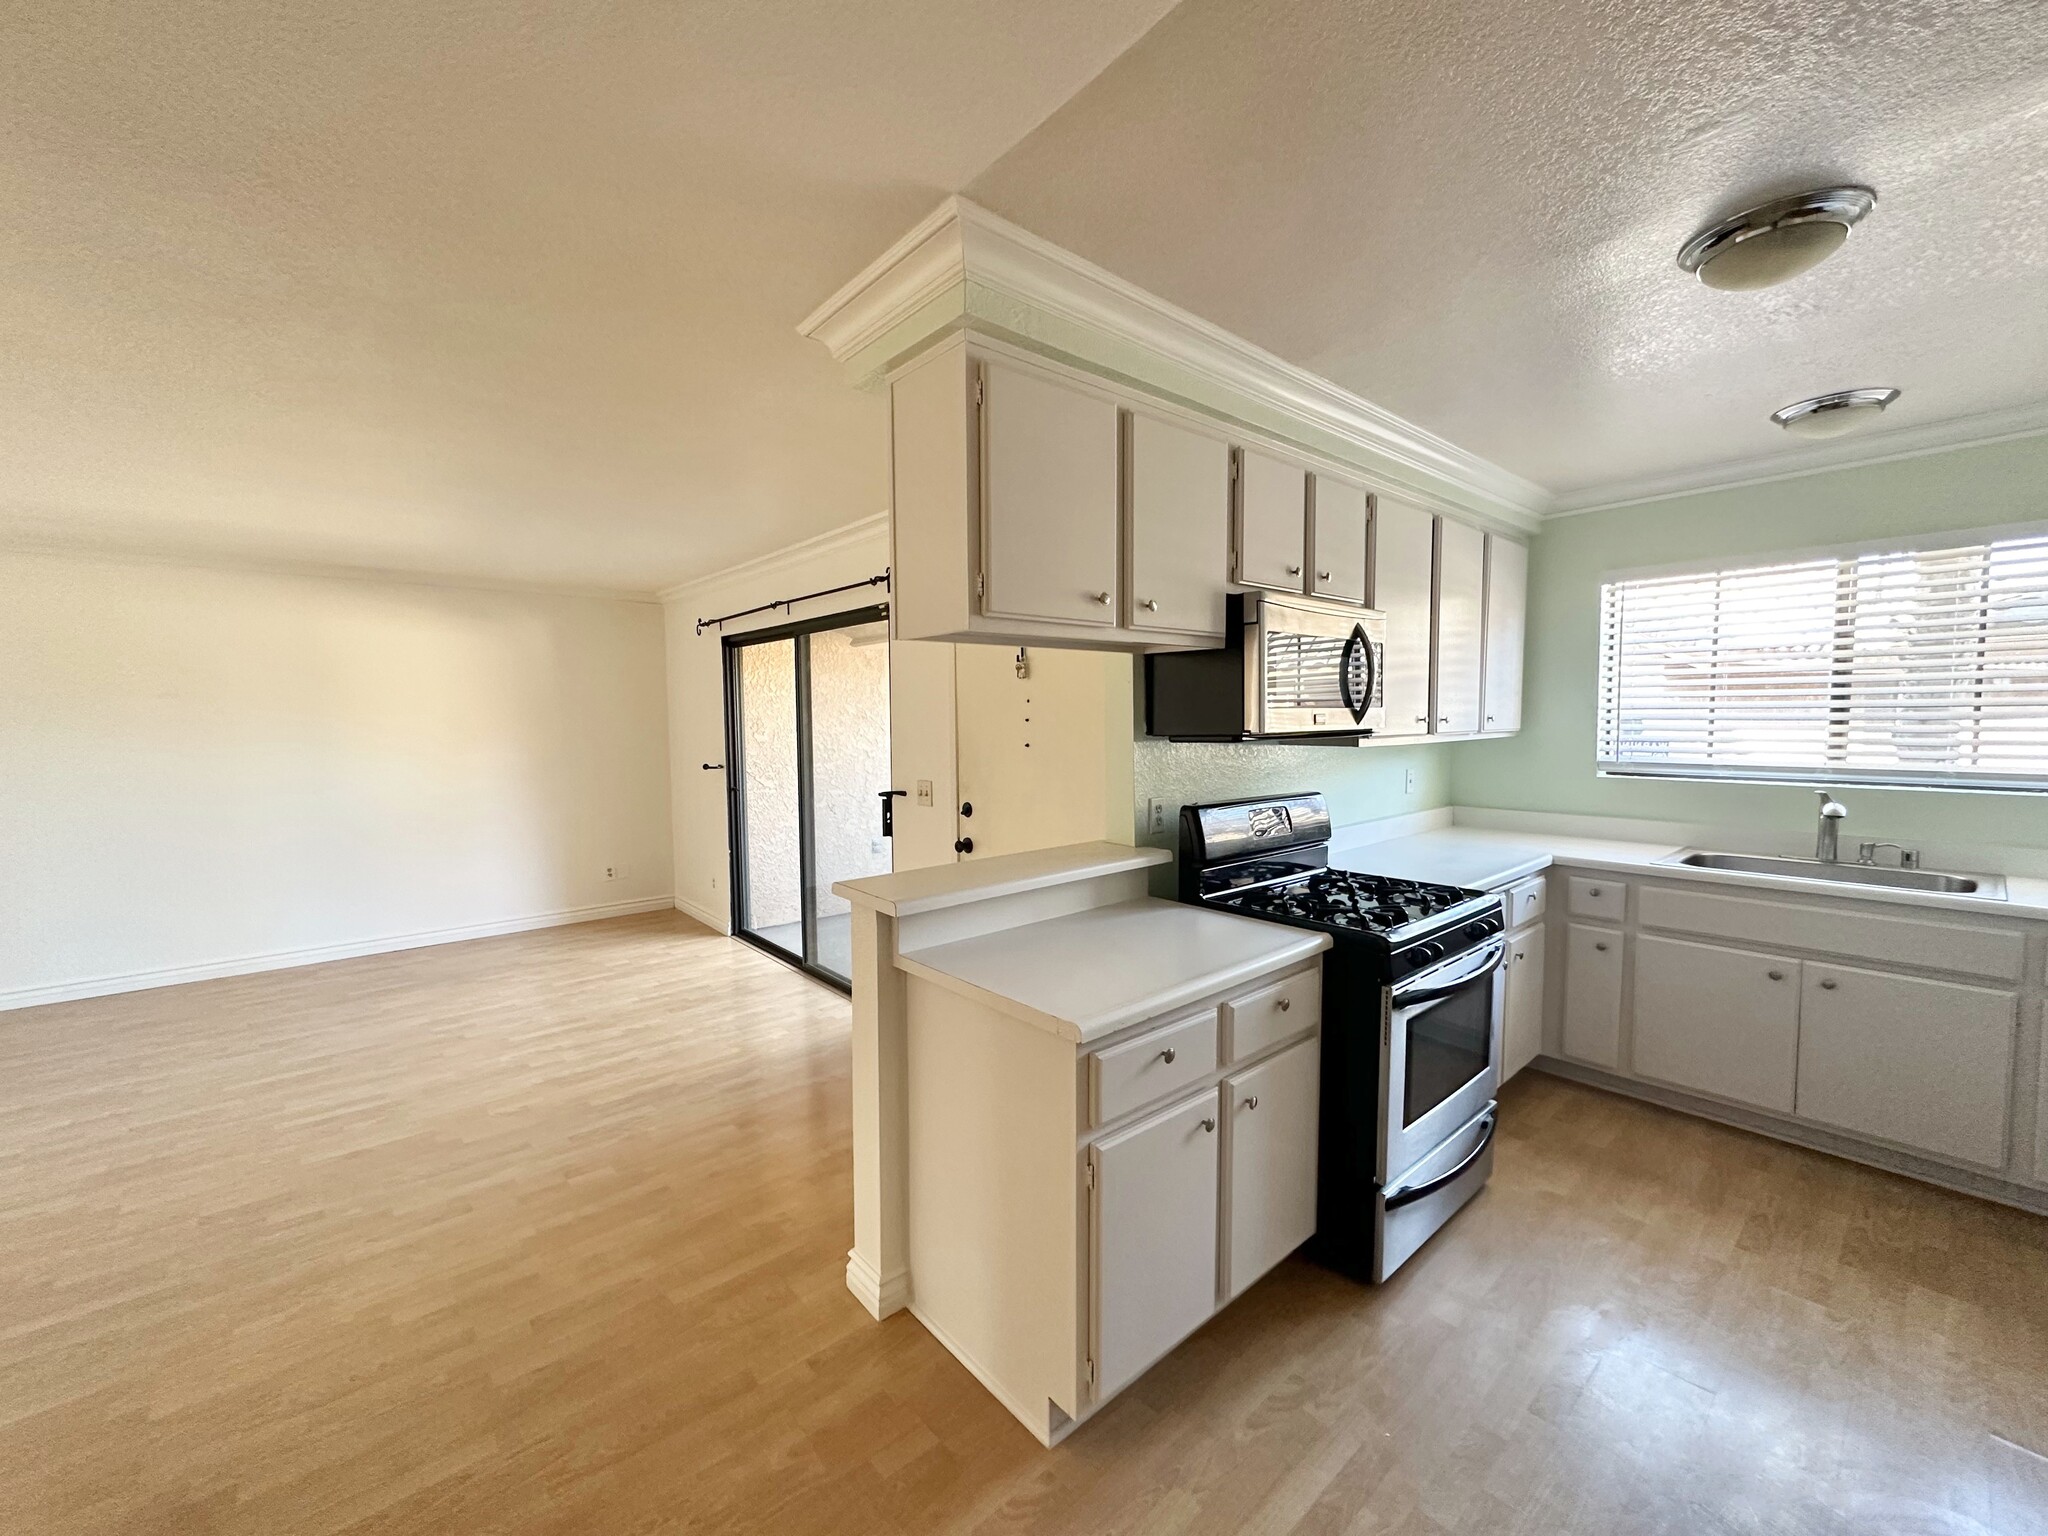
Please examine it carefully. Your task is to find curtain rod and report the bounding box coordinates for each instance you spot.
[694,570,890,636]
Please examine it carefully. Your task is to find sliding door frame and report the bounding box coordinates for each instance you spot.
[720,602,889,993]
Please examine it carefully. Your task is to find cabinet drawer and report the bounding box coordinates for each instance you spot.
[1090,1010,1220,1126]
[1221,966,1319,1062]
[1566,876,1625,921]
[1505,875,1547,929]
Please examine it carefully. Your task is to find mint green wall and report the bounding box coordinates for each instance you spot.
[1450,434,2048,855]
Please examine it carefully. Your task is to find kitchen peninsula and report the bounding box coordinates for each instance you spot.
[833,842,1330,1444]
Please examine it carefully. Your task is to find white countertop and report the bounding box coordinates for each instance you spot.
[833,841,1170,918]
[897,898,1331,1043]
[1336,826,2048,920]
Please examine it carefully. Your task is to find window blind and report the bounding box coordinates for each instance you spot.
[1598,532,2048,790]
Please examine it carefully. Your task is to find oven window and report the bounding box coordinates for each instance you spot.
[1403,983,1491,1127]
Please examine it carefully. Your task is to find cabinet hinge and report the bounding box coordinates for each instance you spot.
[1084,1160,1096,1190]
[974,372,984,407]
[1086,1357,1096,1387]
[976,570,986,599]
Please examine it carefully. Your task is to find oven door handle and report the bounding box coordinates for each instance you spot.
[1384,1111,1496,1211]
[1392,938,1506,1006]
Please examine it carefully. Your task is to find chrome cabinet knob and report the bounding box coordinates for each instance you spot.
[1242,1095,1259,1110]
[1276,997,1291,1012]
[1142,598,1158,611]
[1588,887,1602,896]
[1415,715,1429,724]
[1093,591,1112,605]
[1160,1047,1176,1064]
[1768,970,1785,981]
[1317,570,1331,581]
[1200,1117,1217,1133]
[1594,941,1609,952]
[1820,979,1838,990]
[1286,564,1302,576]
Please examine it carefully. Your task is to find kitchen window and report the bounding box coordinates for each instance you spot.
[1597,528,2048,791]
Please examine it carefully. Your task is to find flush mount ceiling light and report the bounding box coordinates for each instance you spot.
[1771,387,1901,439]
[1677,186,1877,290]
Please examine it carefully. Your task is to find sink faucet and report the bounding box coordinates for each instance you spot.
[1814,789,1847,862]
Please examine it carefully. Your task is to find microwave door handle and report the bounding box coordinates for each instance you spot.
[1392,939,1507,1006]
[1339,624,1372,724]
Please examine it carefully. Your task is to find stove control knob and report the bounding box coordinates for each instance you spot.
[1412,941,1444,965]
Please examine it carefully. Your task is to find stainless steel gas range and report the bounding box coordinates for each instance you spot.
[1179,792,1506,1281]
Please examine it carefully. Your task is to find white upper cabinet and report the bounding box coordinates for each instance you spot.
[1372,495,1436,738]
[1234,448,1308,593]
[1125,411,1230,640]
[1481,536,1528,735]
[1307,475,1369,605]
[1434,518,1485,735]
[979,356,1120,629]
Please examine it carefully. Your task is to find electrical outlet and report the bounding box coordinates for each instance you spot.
[1403,768,1417,795]
[1147,799,1168,836]
[604,865,618,881]
[916,779,933,806]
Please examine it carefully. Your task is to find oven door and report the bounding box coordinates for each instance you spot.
[1247,595,1388,736]
[1379,937,1504,1182]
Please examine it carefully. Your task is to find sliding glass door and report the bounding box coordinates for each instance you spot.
[722,606,891,988]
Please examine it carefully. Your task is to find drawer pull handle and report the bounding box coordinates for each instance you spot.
[1159,1047,1177,1064]
[1768,970,1785,981]
[1242,1095,1259,1110]
[1317,569,1331,581]
[1820,979,1838,990]
[1200,1117,1217,1133]
[1276,997,1292,1012]
[1093,591,1113,605]
[1142,598,1158,612]
[1593,941,1609,953]
[1286,564,1302,576]
[1514,949,1525,961]
[1588,886,1602,896]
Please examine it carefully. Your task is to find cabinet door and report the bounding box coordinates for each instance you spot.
[1372,495,1436,737]
[1307,476,1369,604]
[1091,1089,1221,1399]
[1481,536,1527,734]
[1224,1038,1319,1299]
[1562,923,1623,1068]
[1631,934,1799,1112]
[1501,926,1546,1082]
[1234,449,1308,592]
[979,358,1120,627]
[1125,411,1230,638]
[1434,519,1485,735]
[1796,963,2016,1168]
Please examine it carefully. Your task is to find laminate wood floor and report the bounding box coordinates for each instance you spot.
[4,912,2045,1535]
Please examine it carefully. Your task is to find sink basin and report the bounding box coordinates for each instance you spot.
[1670,851,2007,899]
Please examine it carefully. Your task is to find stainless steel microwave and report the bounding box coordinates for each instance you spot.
[1145,591,1388,741]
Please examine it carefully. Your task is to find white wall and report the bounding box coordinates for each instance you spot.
[0,550,674,1008]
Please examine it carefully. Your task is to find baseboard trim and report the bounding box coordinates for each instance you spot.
[1532,1059,2048,1218]
[0,896,678,1013]
[844,1249,911,1320]
[672,893,730,933]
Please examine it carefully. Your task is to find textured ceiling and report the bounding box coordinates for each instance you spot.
[970,0,2048,502]
[7,0,2045,592]
[0,0,1177,590]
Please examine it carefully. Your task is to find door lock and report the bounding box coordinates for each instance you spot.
[877,789,907,837]
[960,801,974,818]
[953,837,975,855]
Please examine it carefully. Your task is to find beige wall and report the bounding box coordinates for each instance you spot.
[0,550,674,1009]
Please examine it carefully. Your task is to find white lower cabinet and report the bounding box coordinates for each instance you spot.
[1631,934,1800,1113]
[1091,1089,1221,1400]
[1223,1039,1320,1299]
[1500,925,1546,1082]
[1795,962,2017,1169]
[1562,923,1624,1068]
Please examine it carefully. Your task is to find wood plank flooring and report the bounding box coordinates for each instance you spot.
[3,911,2045,1535]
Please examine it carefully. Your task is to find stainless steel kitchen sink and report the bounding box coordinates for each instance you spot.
[1669,850,2007,899]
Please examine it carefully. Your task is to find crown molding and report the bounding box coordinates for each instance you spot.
[798,197,1554,529]
[1547,401,2048,519]
[654,512,889,604]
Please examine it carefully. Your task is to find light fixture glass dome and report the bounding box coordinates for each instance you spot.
[1679,187,1876,290]
[1771,388,1901,439]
